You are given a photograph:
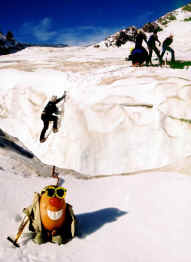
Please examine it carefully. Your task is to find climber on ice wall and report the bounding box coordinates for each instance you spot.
[40,91,67,143]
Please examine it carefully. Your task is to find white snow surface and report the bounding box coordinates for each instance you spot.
[1,170,191,262]
[1,7,191,262]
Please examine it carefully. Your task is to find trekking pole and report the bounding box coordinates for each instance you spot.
[64,90,68,105]
[51,165,60,186]
[7,215,29,247]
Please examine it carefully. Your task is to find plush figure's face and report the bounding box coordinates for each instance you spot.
[39,186,67,231]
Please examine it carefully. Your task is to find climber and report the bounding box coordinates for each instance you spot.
[22,184,76,245]
[147,30,162,65]
[130,29,148,65]
[128,29,149,66]
[135,29,147,49]
[40,92,66,143]
[161,34,175,63]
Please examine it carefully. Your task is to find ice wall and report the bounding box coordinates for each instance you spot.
[0,67,191,176]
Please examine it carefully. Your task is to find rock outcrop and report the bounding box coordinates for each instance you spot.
[142,22,162,33]
[104,26,138,47]
[0,31,25,55]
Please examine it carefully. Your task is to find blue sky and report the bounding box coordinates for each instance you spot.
[0,0,190,45]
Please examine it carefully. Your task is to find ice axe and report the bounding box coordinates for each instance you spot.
[7,215,29,248]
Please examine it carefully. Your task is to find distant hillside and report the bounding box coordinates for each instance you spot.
[25,43,68,48]
[157,2,191,26]
[98,2,191,48]
[0,31,69,55]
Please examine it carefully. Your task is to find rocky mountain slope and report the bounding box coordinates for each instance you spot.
[100,2,191,50]
[0,31,25,55]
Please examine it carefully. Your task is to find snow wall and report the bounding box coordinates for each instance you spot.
[0,68,191,176]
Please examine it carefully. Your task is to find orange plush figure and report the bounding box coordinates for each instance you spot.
[23,185,76,245]
[40,187,67,231]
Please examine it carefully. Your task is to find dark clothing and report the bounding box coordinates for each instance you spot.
[135,32,147,48]
[40,94,66,141]
[148,45,162,64]
[162,37,173,48]
[161,46,175,62]
[147,34,160,47]
[161,37,175,62]
[131,47,149,65]
[40,114,58,141]
[147,33,162,64]
[43,96,65,115]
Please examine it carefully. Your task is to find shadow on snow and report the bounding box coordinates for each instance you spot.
[76,207,127,238]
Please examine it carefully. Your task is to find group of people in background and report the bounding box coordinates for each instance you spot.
[131,30,175,66]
